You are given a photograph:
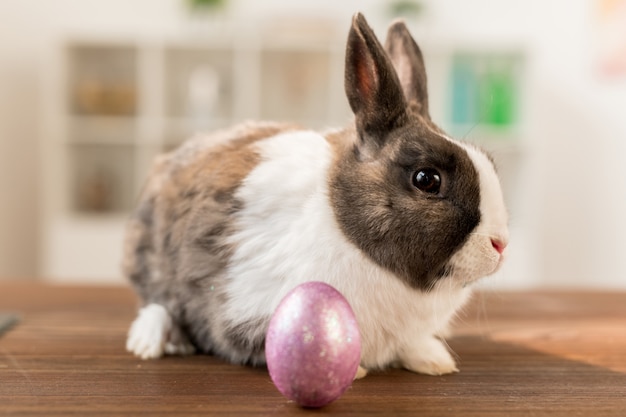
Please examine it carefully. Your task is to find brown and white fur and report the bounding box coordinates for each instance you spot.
[124,13,509,377]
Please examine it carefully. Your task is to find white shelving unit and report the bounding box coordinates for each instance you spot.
[41,24,528,284]
[41,26,351,283]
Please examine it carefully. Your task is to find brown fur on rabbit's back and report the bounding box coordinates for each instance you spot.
[123,121,297,310]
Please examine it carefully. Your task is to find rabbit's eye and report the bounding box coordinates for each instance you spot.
[412,169,441,194]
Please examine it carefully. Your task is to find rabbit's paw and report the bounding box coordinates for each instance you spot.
[126,303,191,360]
[354,365,368,379]
[400,336,459,376]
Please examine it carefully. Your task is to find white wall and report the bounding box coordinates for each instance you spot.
[532,2,626,288]
[0,1,42,280]
[0,0,184,281]
[1,0,625,288]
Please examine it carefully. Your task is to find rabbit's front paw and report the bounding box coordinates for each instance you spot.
[400,336,459,376]
[126,303,173,360]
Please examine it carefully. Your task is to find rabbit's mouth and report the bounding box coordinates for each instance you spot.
[438,234,506,287]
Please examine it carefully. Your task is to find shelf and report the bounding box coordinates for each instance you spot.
[164,46,234,123]
[68,44,138,117]
[446,122,524,142]
[67,115,137,146]
[67,143,136,214]
[259,49,332,125]
[163,116,233,139]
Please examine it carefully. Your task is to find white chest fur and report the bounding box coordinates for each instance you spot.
[224,130,471,371]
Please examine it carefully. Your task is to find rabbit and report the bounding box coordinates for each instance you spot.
[124,12,509,378]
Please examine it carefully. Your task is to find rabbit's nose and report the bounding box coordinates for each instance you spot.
[491,238,507,255]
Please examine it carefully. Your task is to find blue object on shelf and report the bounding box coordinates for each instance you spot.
[449,52,520,132]
[450,55,478,125]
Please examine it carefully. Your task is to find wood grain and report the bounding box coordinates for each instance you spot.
[1,283,625,416]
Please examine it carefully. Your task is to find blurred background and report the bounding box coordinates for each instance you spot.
[1,0,625,289]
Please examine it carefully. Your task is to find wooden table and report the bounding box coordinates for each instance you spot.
[1,283,625,416]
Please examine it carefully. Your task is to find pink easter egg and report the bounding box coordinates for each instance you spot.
[265,281,361,408]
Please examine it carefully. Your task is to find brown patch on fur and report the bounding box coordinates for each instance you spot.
[325,125,357,157]
[124,122,297,311]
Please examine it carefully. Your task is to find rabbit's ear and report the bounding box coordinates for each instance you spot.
[384,20,430,119]
[345,13,407,150]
